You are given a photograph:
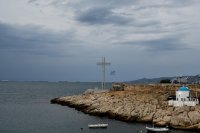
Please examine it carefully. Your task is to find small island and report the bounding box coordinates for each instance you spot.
[51,83,200,130]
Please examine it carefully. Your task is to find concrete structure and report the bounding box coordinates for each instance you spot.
[111,83,125,91]
[171,77,189,84]
[168,86,199,107]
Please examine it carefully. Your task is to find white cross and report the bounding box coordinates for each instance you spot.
[97,57,111,89]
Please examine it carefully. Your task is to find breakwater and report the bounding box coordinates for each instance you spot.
[51,84,200,130]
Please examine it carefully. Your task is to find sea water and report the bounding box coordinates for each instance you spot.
[0,82,195,133]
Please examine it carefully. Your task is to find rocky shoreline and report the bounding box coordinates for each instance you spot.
[51,84,200,130]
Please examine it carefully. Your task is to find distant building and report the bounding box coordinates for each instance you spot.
[168,86,199,107]
[111,83,125,91]
[171,77,189,84]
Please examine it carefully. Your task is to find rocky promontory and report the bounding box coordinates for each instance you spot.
[51,84,200,130]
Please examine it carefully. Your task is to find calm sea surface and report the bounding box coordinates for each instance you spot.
[0,82,196,133]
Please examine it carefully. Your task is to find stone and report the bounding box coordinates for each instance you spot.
[171,111,191,127]
[51,84,200,130]
[188,111,200,125]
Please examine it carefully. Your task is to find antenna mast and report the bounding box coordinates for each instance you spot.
[97,57,111,89]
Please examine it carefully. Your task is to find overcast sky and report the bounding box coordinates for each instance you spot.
[0,0,200,82]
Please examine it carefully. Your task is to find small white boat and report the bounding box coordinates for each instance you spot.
[146,126,169,132]
[88,124,108,128]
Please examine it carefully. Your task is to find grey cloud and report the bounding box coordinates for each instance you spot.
[49,0,136,8]
[0,22,80,57]
[134,0,196,11]
[76,7,131,25]
[28,0,37,3]
[27,0,196,28]
[27,0,134,25]
[134,20,161,28]
[118,37,187,52]
[29,0,192,8]
[29,0,197,13]
[141,38,187,51]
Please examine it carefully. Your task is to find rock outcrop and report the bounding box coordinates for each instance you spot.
[51,84,200,130]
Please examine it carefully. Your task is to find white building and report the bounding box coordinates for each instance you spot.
[168,86,199,107]
[171,77,189,84]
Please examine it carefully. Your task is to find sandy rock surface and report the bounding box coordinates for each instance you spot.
[51,84,200,130]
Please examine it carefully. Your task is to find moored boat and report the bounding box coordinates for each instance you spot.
[146,126,169,132]
[88,124,108,128]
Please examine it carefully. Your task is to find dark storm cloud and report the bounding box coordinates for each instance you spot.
[0,22,79,57]
[76,7,130,25]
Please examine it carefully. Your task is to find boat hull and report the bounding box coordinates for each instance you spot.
[146,126,169,132]
[88,124,108,128]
